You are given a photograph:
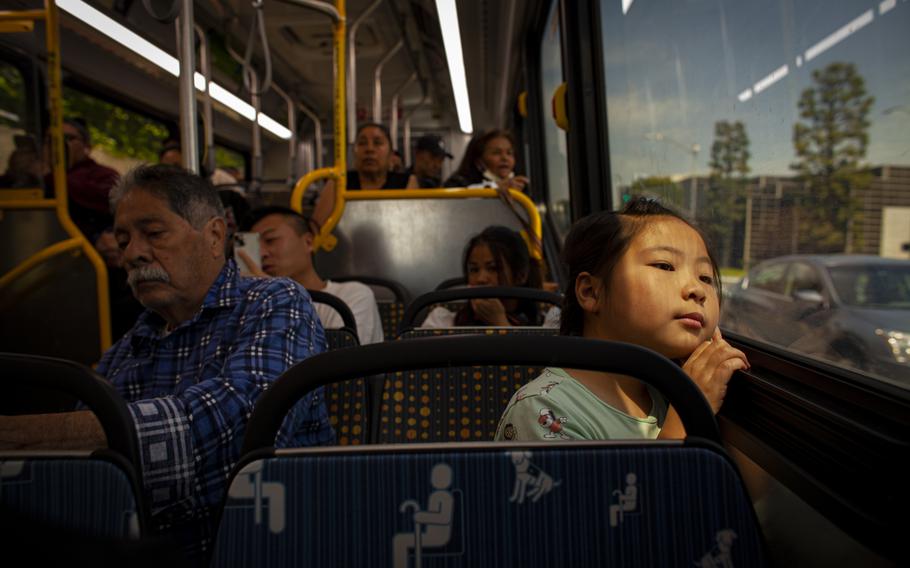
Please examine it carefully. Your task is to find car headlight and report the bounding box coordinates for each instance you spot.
[875,329,910,364]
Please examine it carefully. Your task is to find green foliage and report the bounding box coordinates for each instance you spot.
[62,87,169,163]
[0,63,25,129]
[791,62,874,253]
[626,176,686,211]
[701,120,751,268]
[215,145,245,170]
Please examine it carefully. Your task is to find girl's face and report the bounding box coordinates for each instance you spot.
[466,243,513,287]
[584,217,719,359]
[354,126,391,176]
[479,136,515,180]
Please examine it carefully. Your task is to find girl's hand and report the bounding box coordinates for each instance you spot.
[236,249,269,278]
[510,175,529,192]
[471,298,510,326]
[681,328,750,414]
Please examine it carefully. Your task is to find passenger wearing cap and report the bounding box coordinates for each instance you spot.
[407,134,453,188]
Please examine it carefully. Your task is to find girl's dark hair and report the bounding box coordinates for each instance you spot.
[559,196,722,336]
[457,225,544,325]
[355,122,392,146]
[450,129,517,184]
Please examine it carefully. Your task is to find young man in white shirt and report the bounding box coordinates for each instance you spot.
[242,206,384,344]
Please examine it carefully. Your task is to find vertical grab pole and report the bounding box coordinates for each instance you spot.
[372,39,403,123]
[272,83,299,186]
[402,94,427,168]
[177,0,199,173]
[298,101,323,170]
[250,70,263,193]
[390,72,417,156]
[347,0,382,144]
[45,0,111,352]
[195,24,216,174]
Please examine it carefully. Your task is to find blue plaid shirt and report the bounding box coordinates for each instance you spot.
[97,260,334,550]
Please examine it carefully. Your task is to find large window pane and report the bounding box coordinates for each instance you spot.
[600,0,910,385]
[540,0,571,240]
[0,60,39,189]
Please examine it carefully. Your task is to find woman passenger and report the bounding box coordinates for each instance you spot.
[422,226,556,328]
[443,129,529,194]
[495,197,749,441]
[313,122,418,225]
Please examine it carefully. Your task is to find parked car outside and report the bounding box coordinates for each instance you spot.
[722,255,910,384]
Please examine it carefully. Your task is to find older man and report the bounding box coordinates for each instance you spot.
[1,165,334,561]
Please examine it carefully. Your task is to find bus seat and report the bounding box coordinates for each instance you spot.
[308,290,371,446]
[211,336,764,566]
[0,352,149,539]
[313,198,533,299]
[381,328,556,443]
[397,287,563,336]
[330,275,411,341]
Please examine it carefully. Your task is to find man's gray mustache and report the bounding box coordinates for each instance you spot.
[127,265,171,289]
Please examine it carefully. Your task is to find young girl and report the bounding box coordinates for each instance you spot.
[443,130,529,193]
[495,197,749,441]
[422,226,558,328]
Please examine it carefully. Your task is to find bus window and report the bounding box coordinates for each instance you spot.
[598,0,910,386]
[0,60,38,189]
[540,0,571,240]
[62,86,169,174]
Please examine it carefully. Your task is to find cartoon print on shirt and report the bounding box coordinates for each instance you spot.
[537,408,569,439]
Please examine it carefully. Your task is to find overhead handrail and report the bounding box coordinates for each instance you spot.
[141,0,180,23]
[242,0,272,96]
[372,39,403,122]
[195,24,216,174]
[347,0,383,143]
[275,0,341,22]
[0,2,111,354]
[389,72,417,152]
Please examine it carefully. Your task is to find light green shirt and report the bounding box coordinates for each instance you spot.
[494,367,668,441]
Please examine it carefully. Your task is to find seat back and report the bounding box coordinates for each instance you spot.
[321,327,371,446]
[0,352,148,537]
[398,287,562,335]
[381,328,558,443]
[331,276,410,340]
[212,443,765,567]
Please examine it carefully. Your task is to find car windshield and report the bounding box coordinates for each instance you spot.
[828,265,910,309]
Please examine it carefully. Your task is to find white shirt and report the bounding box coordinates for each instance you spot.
[314,280,384,345]
[420,305,561,329]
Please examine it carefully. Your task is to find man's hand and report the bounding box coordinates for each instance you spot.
[471,298,510,326]
[681,328,750,414]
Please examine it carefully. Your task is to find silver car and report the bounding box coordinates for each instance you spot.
[722,255,910,383]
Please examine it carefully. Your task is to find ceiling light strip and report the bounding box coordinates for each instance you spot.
[435,0,473,133]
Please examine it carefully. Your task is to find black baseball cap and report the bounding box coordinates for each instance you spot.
[415,134,453,159]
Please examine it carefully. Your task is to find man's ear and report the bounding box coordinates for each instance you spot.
[575,271,603,314]
[302,231,315,252]
[206,217,227,258]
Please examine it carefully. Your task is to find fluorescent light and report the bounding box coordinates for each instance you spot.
[622,0,635,15]
[57,0,291,140]
[435,0,473,133]
[737,89,753,103]
[257,113,292,140]
[879,0,896,16]
[208,82,256,121]
[0,109,20,123]
[805,9,873,62]
[753,64,789,94]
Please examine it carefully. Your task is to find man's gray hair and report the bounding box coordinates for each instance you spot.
[110,164,225,229]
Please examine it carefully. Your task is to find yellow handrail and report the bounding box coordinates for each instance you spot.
[0,1,111,353]
[0,238,81,290]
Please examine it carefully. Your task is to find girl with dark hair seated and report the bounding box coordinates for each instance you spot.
[422,226,557,328]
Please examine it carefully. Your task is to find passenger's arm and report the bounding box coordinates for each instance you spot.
[470,298,511,326]
[346,285,384,344]
[0,411,106,450]
[124,281,332,512]
[312,179,336,227]
[405,175,419,189]
[658,328,749,439]
[494,396,584,441]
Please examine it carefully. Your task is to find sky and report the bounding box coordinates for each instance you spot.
[598,0,910,186]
